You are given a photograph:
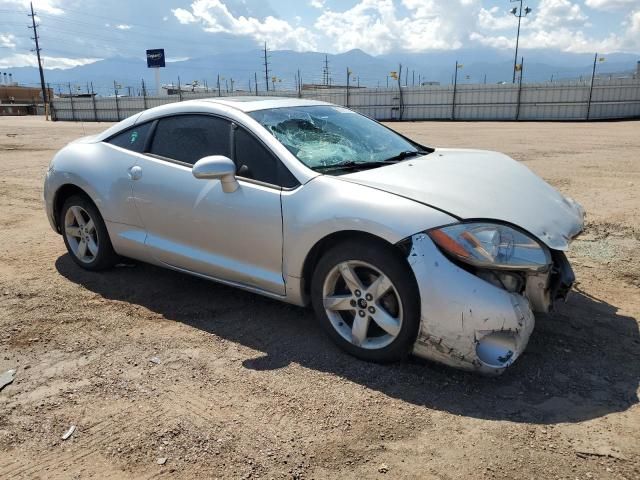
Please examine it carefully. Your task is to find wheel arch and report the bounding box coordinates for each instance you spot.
[300,230,412,300]
[52,184,94,233]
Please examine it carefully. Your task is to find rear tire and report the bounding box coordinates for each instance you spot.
[311,239,421,362]
[60,194,118,271]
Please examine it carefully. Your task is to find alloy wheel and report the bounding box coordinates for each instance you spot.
[322,260,403,350]
[64,205,99,264]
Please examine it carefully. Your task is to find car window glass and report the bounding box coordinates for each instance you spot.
[107,122,152,153]
[248,106,421,172]
[150,115,231,165]
[234,127,297,187]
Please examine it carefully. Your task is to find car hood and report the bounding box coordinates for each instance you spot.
[340,148,585,250]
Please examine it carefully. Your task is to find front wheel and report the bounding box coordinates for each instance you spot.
[60,194,118,271]
[311,239,421,362]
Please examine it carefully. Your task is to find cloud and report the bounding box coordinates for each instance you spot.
[0,53,100,69]
[172,0,317,51]
[584,0,640,11]
[310,0,325,8]
[115,24,132,30]
[166,56,190,62]
[315,0,484,54]
[0,33,16,48]
[0,0,64,15]
[473,0,639,53]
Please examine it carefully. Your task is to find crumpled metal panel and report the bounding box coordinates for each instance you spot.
[341,148,585,250]
[408,234,536,374]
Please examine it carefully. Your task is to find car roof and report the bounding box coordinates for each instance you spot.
[198,96,332,112]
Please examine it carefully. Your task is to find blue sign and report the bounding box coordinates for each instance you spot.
[146,49,165,68]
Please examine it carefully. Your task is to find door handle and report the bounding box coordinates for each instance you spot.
[128,165,143,181]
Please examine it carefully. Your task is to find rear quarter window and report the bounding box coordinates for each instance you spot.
[107,122,152,153]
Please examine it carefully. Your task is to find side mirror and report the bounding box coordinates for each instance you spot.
[192,155,239,193]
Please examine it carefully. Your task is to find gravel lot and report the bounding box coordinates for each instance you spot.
[1,116,639,479]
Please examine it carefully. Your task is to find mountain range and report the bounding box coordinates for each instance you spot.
[3,48,639,96]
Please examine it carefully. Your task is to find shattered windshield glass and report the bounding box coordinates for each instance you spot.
[247,106,423,172]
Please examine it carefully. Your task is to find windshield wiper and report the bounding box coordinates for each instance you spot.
[381,150,429,162]
[313,160,389,172]
[313,150,430,172]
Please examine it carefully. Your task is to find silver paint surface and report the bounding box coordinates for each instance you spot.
[44,97,582,373]
[341,148,585,250]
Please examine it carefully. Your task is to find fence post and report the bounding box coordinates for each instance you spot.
[397,63,404,120]
[68,83,76,121]
[515,57,524,121]
[114,81,121,121]
[46,82,51,120]
[142,78,148,110]
[49,83,57,121]
[90,81,97,122]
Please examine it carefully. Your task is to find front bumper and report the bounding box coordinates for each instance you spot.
[407,233,538,375]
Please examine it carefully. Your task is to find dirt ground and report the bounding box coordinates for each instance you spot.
[0,116,639,479]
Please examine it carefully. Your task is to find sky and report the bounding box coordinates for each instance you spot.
[0,0,639,69]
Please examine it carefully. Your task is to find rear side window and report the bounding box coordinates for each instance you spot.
[107,122,152,153]
[150,115,231,165]
[234,127,298,188]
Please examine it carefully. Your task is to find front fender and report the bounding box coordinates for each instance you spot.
[281,176,456,280]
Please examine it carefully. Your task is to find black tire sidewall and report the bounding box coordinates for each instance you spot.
[311,239,421,363]
[60,194,116,271]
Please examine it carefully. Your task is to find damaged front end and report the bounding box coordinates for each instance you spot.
[406,227,576,375]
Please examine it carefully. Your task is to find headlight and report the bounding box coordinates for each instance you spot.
[427,222,551,271]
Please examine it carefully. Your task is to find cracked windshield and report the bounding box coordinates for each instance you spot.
[248,106,423,173]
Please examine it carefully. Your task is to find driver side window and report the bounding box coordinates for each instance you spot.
[234,127,298,188]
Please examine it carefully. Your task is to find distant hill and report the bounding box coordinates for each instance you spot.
[3,48,638,96]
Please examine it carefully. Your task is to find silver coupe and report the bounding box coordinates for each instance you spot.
[44,97,585,374]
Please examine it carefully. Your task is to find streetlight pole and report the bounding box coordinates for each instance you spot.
[510,0,532,84]
[452,61,462,120]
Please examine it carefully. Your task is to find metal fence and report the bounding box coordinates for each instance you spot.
[50,77,640,122]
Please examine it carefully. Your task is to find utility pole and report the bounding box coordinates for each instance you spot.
[28,2,48,118]
[217,74,221,96]
[510,0,532,83]
[346,67,350,107]
[254,72,258,95]
[263,42,270,92]
[322,54,331,86]
[452,61,462,120]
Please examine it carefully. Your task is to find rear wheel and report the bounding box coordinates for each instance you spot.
[311,239,420,362]
[60,194,117,270]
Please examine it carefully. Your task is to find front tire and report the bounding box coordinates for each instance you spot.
[311,239,421,362]
[60,194,117,271]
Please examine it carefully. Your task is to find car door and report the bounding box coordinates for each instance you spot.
[131,114,288,295]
